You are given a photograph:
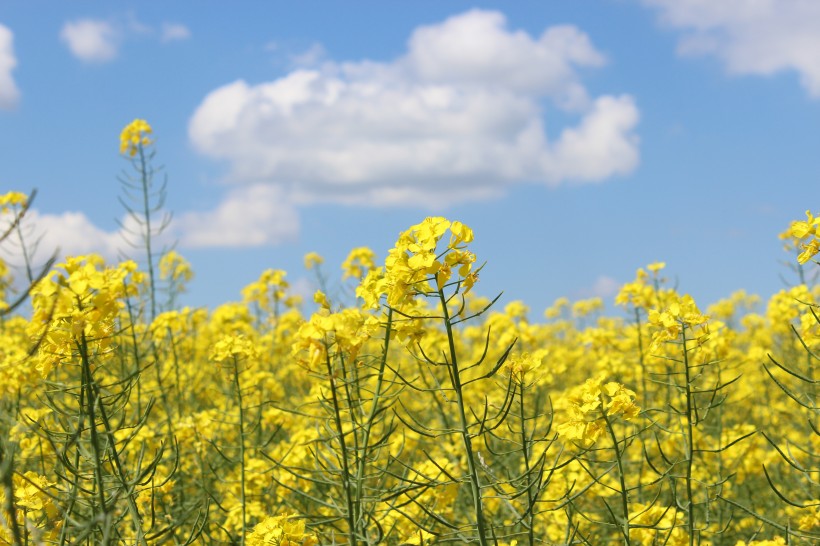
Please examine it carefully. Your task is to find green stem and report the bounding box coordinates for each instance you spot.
[325,350,358,545]
[438,287,489,546]
[680,326,696,546]
[232,357,247,546]
[601,402,630,546]
[518,385,535,546]
[138,145,157,322]
[353,308,393,540]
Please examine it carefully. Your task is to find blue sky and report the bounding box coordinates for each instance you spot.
[1,1,818,316]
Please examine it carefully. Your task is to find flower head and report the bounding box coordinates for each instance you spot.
[120,119,153,157]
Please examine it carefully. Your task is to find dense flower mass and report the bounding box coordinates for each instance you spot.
[1,193,820,545]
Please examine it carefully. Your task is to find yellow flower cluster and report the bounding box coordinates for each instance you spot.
[246,514,317,546]
[557,378,640,445]
[291,307,379,370]
[0,190,27,213]
[28,255,143,376]
[783,210,820,263]
[243,268,300,314]
[0,472,60,543]
[303,251,324,270]
[357,217,476,309]
[119,118,153,157]
[210,334,259,363]
[159,250,194,284]
[341,246,377,280]
[647,293,710,349]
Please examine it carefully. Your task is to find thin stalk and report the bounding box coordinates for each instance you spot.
[518,384,535,546]
[324,350,357,545]
[601,403,631,546]
[137,146,157,322]
[231,357,247,546]
[438,287,489,546]
[680,326,696,546]
[353,308,393,540]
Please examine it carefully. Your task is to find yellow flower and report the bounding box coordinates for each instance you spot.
[303,251,324,270]
[787,210,820,239]
[120,118,153,157]
[341,246,377,280]
[797,239,820,264]
[210,334,259,363]
[246,514,318,546]
[0,190,28,212]
[158,250,194,283]
[313,290,330,309]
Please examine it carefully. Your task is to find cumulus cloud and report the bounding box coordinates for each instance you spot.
[161,22,191,43]
[0,209,125,266]
[189,9,640,208]
[643,0,820,97]
[0,24,19,109]
[60,17,191,62]
[174,185,299,248]
[60,19,120,63]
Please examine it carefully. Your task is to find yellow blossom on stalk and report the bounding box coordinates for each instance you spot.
[0,472,60,541]
[242,268,290,313]
[210,334,259,363]
[313,290,330,309]
[647,293,709,349]
[782,210,820,264]
[797,239,820,264]
[615,269,653,309]
[544,296,569,319]
[119,118,153,157]
[28,256,144,376]
[0,190,27,212]
[557,377,640,446]
[504,350,547,385]
[380,217,477,308]
[572,297,603,318]
[158,250,194,284]
[645,261,665,275]
[342,246,377,280]
[786,210,820,239]
[303,251,324,270]
[291,307,379,370]
[246,514,317,546]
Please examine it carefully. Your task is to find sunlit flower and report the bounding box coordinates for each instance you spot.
[119,118,153,157]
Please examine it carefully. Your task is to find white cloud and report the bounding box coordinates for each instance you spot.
[174,185,299,248]
[189,9,640,208]
[0,23,20,109]
[60,19,120,63]
[643,0,820,97]
[580,275,621,299]
[60,17,191,62]
[161,22,191,43]
[0,209,124,264]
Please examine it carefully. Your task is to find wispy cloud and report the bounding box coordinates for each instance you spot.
[0,23,20,109]
[581,275,621,299]
[643,0,820,97]
[60,19,120,63]
[60,16,191,63]
[189,9,640,212]
[160,22,191,43]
